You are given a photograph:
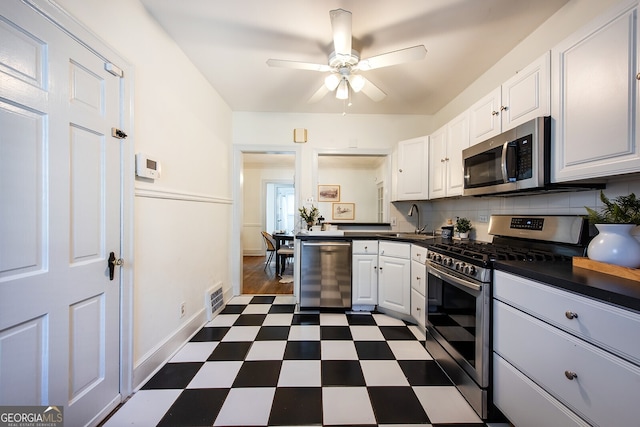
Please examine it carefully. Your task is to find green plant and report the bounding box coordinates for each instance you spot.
[585,191,640,225]
[455,217,472,233]
[298,205,319,224]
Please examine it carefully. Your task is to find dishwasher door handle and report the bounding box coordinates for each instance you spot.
[302,242,351,246]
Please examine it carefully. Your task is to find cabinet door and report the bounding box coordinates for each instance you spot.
[552,1,640,182]
[428,125,447,199]
[378,256,411,314]
[352,254,377,305]
[410,288,426,328]
[446,111,470,196]
[469,86,501,146]
[396,136,429,200]
[501,51,550,131]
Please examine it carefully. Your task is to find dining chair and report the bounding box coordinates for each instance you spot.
[260,231,276,270]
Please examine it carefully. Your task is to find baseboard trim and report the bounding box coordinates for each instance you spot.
[132,308,207,390]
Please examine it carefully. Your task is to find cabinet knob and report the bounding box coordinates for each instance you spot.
[416,276,421,280]
[564,370,578,380]
[565,311,578,320]
[399,169,403,173]
[500,105,508,111]
[491,110,499,116]
[441,158,445,163]
[444,157,449,161]
[636,72,640,80]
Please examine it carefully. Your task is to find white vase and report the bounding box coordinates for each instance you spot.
[459,232,469,239]
[587,224,640,268]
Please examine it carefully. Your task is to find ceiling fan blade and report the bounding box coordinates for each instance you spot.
[308,84,330,103]
[330,9,352,58]
[266,58,331,72]
[357,45,427,71]
[359,77,386,102]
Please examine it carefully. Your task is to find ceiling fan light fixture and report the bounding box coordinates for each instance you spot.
[324,74,340,91]
[336,79,349,100]
[349,74,365,92]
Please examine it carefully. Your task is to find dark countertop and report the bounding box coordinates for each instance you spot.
[295,233,640,313]
[495,260,640,313]
[295,231,436,247]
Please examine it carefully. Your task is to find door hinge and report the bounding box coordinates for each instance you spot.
[111,128,128,139]
[105,62,123,77]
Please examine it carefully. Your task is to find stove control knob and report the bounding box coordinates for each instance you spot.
[455,262,462,271]
[465,265,476,275]
[445,258,453,267]
[436,255,442,262]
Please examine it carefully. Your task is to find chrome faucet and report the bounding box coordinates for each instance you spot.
[408,203,426,234]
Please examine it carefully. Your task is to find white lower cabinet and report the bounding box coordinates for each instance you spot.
[378,241,411,315]
[410,245,427,328]
[352,240,378,305]
[493,270,640,427]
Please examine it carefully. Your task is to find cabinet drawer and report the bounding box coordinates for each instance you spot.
[353,240,378,255]
[494,270,640,365]
[411,288,425,328]
[494,300,640,427]
[411,244,428,263]
[493,353,590,427]
[411,259,426,295]
[379,241,410,259]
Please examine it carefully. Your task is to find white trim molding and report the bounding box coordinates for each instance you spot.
[135,186,233,204]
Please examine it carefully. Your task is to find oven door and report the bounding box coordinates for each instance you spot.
[426,262,489,387]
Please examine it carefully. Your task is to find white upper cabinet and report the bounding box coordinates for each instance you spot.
[429,111,470,199]
[551,0,640,182]
[470,52,551,146]
[469,86,502,145]
[395,136,429,200]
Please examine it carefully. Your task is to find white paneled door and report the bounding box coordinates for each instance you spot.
[0,1,122,426]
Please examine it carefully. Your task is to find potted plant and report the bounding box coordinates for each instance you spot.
[455,217,472,239]
[298,205,320,230]
[585,191,640,268]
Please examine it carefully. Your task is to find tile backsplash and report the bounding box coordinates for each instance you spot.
[392,176,640,242]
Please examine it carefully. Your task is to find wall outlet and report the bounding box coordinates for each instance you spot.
[478,215,489,223]
[391,217,397,226]
[306,196,314,203]
[180,302,186,318]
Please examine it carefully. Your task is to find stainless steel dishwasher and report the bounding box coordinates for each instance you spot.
[299,240,352,309]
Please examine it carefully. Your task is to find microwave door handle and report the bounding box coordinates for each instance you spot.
[500,141,510,183]
[501,141,518,183]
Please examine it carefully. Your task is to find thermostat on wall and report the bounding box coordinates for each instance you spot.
[135,153,161,179]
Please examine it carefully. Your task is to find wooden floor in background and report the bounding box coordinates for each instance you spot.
[242,255,294,294]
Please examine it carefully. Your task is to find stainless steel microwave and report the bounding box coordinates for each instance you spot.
[462,117,550,196]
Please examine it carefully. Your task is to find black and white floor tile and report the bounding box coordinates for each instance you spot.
[103,295,510,426]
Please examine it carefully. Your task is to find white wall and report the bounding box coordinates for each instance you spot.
[55,0,233,388]
[233,112,432,206]
[317,165,379,222]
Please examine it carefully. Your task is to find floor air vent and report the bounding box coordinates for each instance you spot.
[206,283,224,321]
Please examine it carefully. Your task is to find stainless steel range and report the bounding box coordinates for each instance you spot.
[425,215,589,420]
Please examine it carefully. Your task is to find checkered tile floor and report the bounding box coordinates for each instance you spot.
[103,295,510,426]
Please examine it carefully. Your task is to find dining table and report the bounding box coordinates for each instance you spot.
[272,232,294,275]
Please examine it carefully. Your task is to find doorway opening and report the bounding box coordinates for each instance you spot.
[237,150,299,295]
[266,182,295,234]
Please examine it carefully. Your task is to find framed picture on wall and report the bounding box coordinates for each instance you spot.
[332,203,354,220]
[318,185,340,202]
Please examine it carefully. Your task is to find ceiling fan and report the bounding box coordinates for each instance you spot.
[266,9,427,104]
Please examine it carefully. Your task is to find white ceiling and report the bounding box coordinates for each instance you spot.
[140,0,569,115]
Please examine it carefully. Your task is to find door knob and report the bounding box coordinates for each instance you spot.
[108,252,123,280]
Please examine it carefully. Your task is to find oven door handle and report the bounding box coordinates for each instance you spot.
[428,264,482,293]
